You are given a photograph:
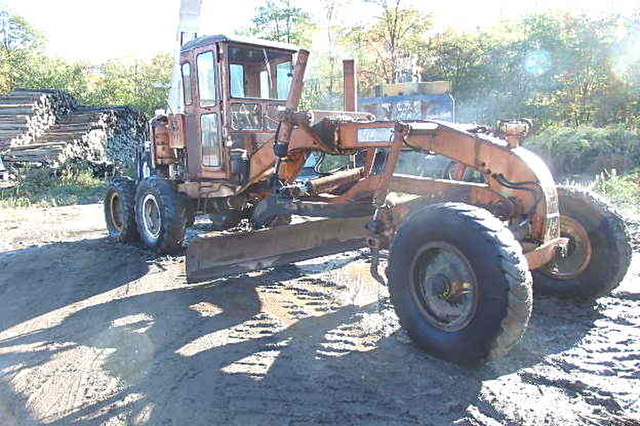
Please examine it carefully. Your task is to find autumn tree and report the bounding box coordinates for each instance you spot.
[343,0,430,85]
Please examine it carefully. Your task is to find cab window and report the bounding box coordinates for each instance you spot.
[197,51,217,107]
[201,113,220,166]
[181,63,192,105]
[228,45,293,100]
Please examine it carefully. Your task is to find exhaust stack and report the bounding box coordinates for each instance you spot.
[167,0,203,114]
[343,59,357,112]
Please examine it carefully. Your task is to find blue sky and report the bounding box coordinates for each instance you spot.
[2,0,637,63]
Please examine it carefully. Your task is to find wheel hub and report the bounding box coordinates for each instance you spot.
[542,214,592,279]
[109,192,123,231]
[428,274,450,299]
[141,193,162,240]
[412,242,479,332]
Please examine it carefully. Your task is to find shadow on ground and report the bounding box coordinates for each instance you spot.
[0,238,613,425]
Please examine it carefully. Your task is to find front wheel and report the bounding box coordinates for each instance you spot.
[135,177,187,254]
[388,203,532,365]
[532,187,632,300]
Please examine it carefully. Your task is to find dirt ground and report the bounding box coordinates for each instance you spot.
[0,204,638,425]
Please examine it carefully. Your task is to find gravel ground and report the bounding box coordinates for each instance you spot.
[0,204,638,425]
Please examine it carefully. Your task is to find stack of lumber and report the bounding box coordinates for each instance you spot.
[0,89,75,149]
[0,90,147,168]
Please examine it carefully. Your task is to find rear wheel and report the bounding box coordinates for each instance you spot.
[104,176,138,242]
[135,177,187,254]
[533,187,632,300]
[388,203,532,365]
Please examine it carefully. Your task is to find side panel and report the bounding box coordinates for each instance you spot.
[168,114,186,148]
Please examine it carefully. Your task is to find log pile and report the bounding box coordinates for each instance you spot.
[0,89,76,150]
[0,90,147,169]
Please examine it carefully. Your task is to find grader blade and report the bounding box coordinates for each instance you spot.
[186,216,371,283]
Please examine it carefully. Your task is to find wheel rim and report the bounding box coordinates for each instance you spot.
[410,242,479,332]
[542,214,592,279]
[108,192,123,231]
[141,193,162,240]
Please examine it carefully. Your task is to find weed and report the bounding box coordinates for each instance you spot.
[0,165,105,208]
[593,169,640,213]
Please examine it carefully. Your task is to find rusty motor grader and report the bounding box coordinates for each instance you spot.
[104,35,631,364]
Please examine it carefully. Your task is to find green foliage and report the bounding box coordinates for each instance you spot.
[0,11,43,92]
[80,54,172,114]
[247,0,315,46]
[14,54,91,95]
[593,169,640,211]
[0,10,169,116]
[525,125,640,176]
[3,5,640,138]
[421,12,640,127]
[0,165,105,208]
[0,12,41,51]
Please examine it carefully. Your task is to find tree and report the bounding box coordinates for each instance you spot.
[419,12,639,127]
[343,0,430,85]
[319,0,346,94]
[0,11,41,51]
[0,10,43,93]
[248,0,314,47]
[83,54,173,115]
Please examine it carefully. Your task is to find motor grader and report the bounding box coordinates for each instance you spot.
[104,34,631,365]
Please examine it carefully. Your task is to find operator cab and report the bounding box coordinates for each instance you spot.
[177,35,297,182]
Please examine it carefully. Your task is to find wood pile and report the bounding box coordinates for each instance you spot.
[0,90,147,169]
[0,89,76,150]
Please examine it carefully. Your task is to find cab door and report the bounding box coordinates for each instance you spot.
[185,45,227,179]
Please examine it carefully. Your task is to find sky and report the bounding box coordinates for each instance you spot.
[2,0,639,63]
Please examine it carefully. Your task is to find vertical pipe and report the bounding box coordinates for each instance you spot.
[168,0,202,114]
[343,59,357,112]
[278,49,310,144]
[271,49,310,188]
[284,50,310,112]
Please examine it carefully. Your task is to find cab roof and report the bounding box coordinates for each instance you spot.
[181,34,299,53]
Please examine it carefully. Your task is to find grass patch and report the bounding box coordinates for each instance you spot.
[0,167,106,208]
[592,170,640,214]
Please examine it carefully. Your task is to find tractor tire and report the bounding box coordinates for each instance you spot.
[388,202,532,365]
[532,187,632,300]
[104,176,139,243]
[135,177,187,254]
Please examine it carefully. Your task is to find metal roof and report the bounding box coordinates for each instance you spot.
[181,34,299,53]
